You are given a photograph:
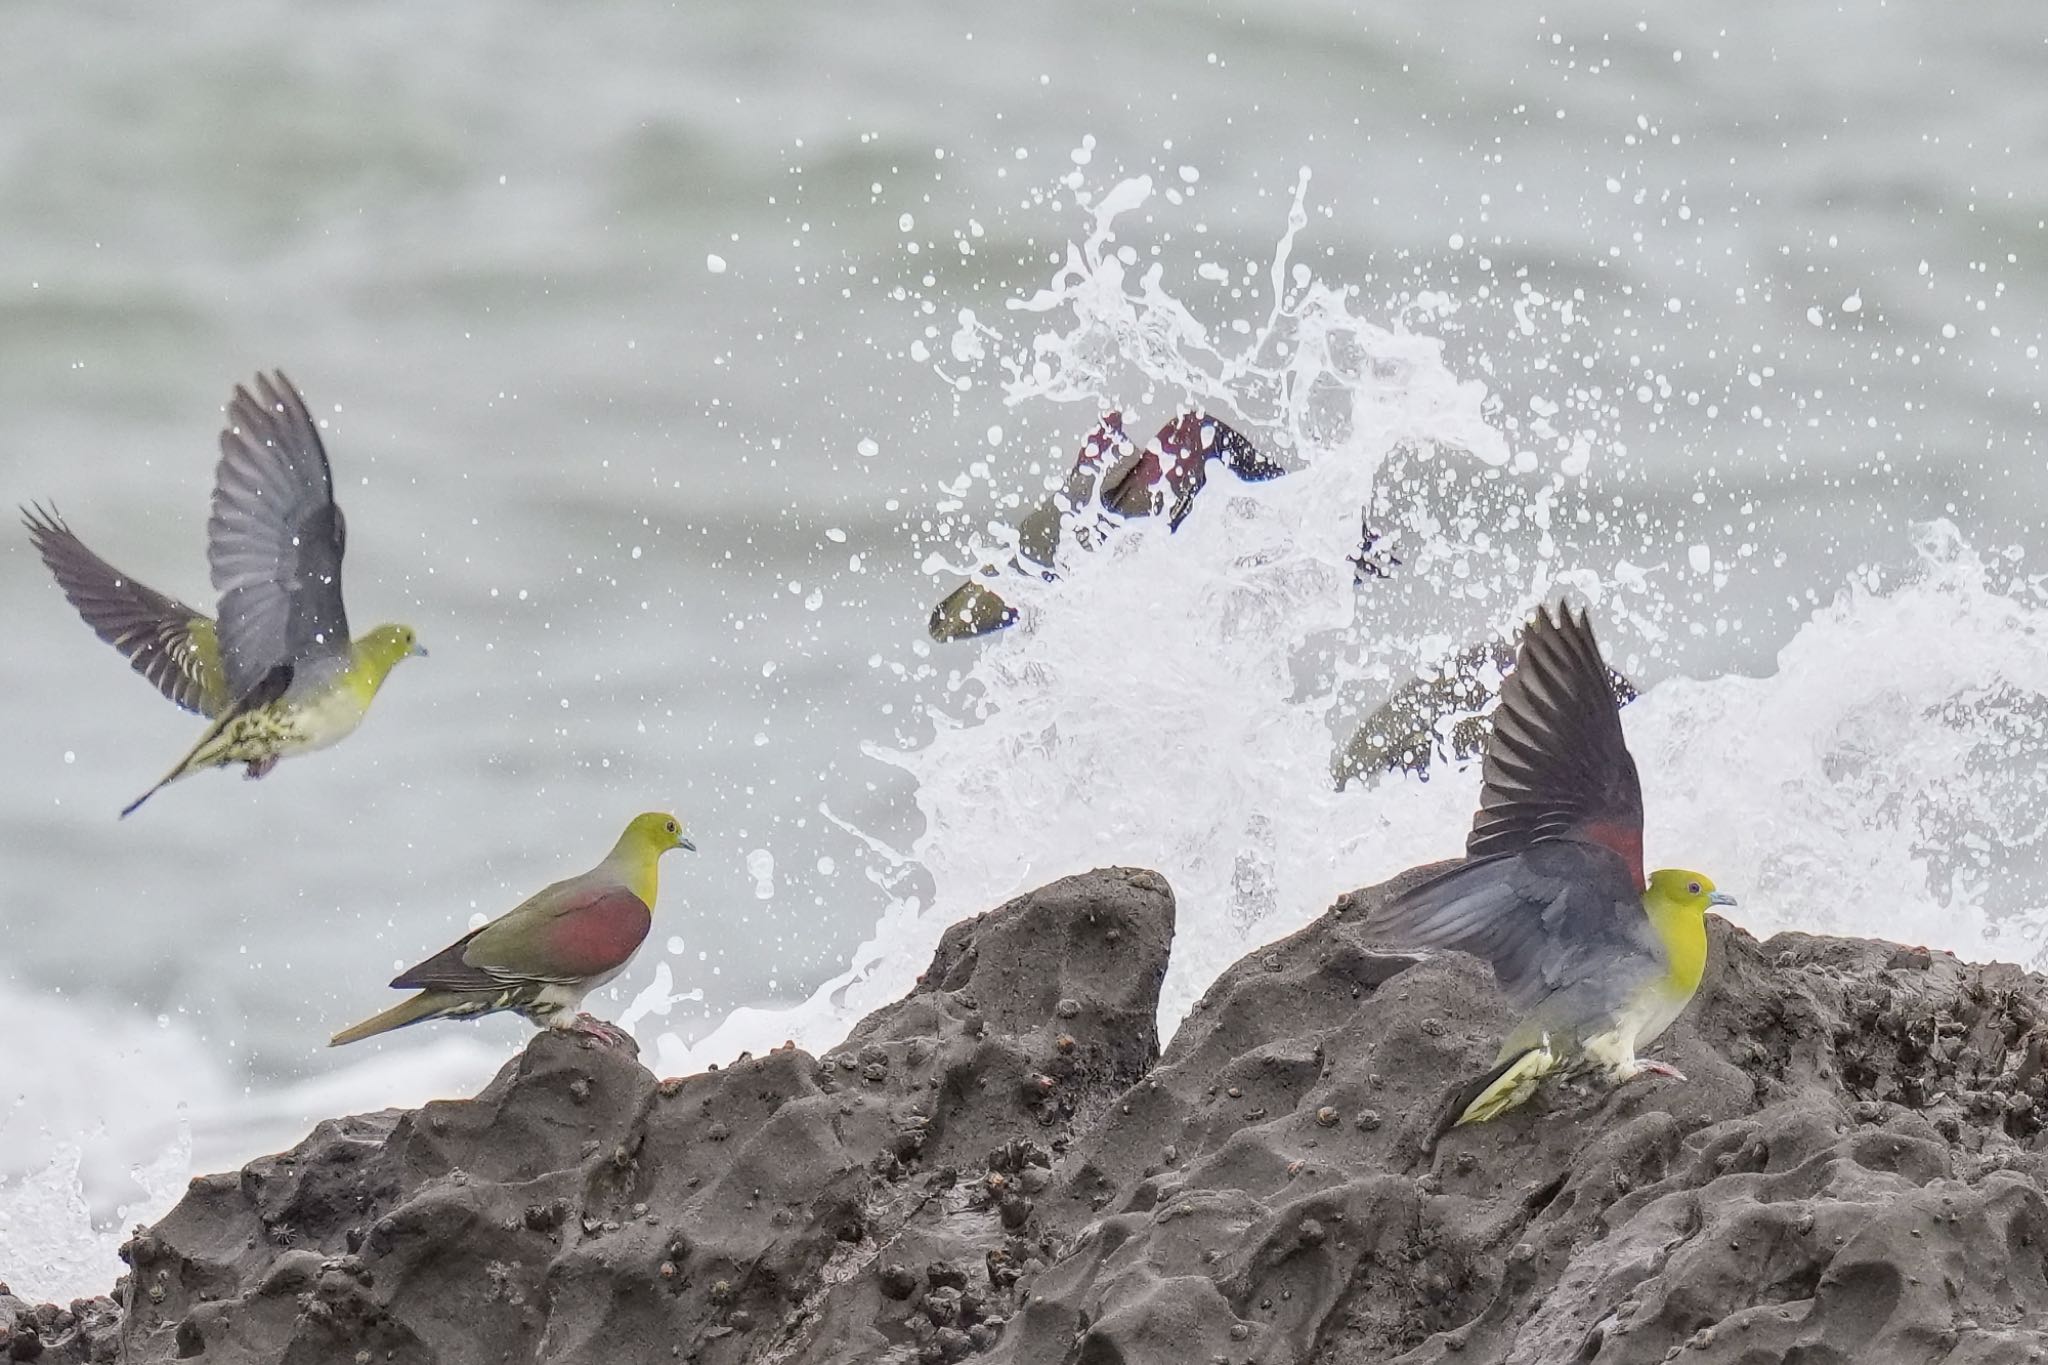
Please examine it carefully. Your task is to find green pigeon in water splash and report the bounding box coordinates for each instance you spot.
[928,411,1287,641]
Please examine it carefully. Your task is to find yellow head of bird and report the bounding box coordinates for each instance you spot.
[624,810,697,855]
[358,622,429,671]
[1642,869,1733,997]
[1646,868,1737,918]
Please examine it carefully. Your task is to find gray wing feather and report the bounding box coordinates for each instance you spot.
[388,924,574,992]
[1466,603,1644,864]
[207,371,350,697]
[1373,842,1661,1012]
[1373,604,1663,1033]
[389,926,515,992]
[22,504,223,716]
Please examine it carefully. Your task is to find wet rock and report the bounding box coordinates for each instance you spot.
[6,868,1171,1365]
[0,1289,121,1365]
[12,867,2048,1364]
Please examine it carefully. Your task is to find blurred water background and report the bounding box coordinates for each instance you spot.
[4,0,2047,1300]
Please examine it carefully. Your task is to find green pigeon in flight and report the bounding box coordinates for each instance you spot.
[24,370,425,816]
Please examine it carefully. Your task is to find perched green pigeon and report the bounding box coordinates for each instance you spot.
[330,812,696,1048]
[1368,604,1736,1127]
[23,371,425,816]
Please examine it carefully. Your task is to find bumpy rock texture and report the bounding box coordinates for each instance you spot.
[10,866,2048,1364]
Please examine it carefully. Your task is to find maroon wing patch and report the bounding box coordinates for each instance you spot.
[524,889,653,980]
[1465,604,1648,891]
[391,888,652,991]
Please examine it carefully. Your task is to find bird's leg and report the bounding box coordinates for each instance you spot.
[569,1013,640,1054]
[1582,1033,1687,1088]
[244,755,280,780]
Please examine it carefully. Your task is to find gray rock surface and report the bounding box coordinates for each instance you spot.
[10,865,2048,1365]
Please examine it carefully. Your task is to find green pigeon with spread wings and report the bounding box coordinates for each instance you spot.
[23,371,424,816]
[1370,603,1736,1127]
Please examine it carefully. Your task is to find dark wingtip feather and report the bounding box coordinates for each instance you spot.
[223,370,313,454]
[1465,598,1644,873]
[22,500,66,544]
[209,369,349,694]
[24,500,222,715]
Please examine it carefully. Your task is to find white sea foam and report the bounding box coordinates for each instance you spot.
[1,991,501,1302]
[1636,521,2048,962]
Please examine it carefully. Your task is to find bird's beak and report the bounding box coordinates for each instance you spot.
[678,836,697,852]
[411,643,429,658]
[1707,891,1738,908]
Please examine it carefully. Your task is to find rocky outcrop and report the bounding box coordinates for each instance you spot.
[0,1287,119,1363]
[997,882,2048,1365]
[10,866,2048,1364]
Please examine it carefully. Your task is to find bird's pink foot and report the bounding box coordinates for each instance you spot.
[1633,1059,1686,1082]
[244,755,279,780]
[570,1013,639,1054]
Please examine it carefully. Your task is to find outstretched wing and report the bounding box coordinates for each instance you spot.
[1370,603,1659,1008]
[207,371,350,699]
[23,504,228,716]
[1465,603,1645,887]
[1372,841,1659,1011]
[391,882,652,991]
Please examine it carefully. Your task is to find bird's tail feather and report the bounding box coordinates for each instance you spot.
[120,714,236,817]
[1439,1039,1558,1134]
[330,991,465,1047]
[120,763,189,819]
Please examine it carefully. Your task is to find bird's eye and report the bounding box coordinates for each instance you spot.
[1687,881,1701,896]
[665,820,677,834]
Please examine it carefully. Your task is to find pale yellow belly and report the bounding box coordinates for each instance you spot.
[205,687,373,765]
[1579,984,1691,1078]
[281,684,377,754]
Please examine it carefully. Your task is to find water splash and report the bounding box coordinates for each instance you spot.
[0,988,501,1303]
[0,1132,188,1303]
[658,176,1558,1073]
[1638,521,2048,963]
[16,170,2046,1305]
[660,175,2048,1088]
